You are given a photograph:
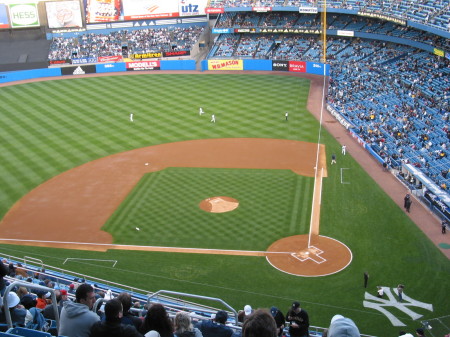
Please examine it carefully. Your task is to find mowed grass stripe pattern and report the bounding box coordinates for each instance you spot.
[103,168,313,250]
[0,74,315,218]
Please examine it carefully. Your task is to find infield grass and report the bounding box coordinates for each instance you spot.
[0,73,449,337]
[105,168,313,249]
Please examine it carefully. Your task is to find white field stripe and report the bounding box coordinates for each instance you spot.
[0,239,293,255]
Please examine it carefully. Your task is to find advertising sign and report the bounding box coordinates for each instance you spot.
[272,60,289,72]
[46,1,83,28]
[288,61,306,72]
[123,0,178,20]
[163,50,190,57]
[61,65,96,75]
[358,10,406,25]
[96,62,127,72]
[298,7,318,13]
[179,0,207,17]
[86,0,122,23]
[98,55,123,62]
[8,3,40,28]
[337,30,354,37]
[205,7,224,14]
[131,52,162,59]
[306,61,329,75]
[48,59,71,65]
[208,59,243,71]
[72,57,98,64]
[252,6,271,12]
[434,48,444,57]
[126,60,160,70]
[212,28,231,34]
[0,4,9,28]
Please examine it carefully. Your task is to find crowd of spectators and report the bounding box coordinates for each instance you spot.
[208,0,450,32]
[214,12,449,51]
[0,256,434,337]
[48,26,204,61]
[0,257,361,337]
[209,25,450,192]
[327,42,450,190]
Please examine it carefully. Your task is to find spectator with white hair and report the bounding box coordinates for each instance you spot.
[174,311,203,337]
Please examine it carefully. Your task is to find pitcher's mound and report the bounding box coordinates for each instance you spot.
[266,235,352,277]
[199,196,239,213]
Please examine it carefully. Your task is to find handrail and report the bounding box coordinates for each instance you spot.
[3,281,60,332]
[24,256,44,270]
[148,290,239,324]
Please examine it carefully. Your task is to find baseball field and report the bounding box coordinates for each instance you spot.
[0,73,449,336]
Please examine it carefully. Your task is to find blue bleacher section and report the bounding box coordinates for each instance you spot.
[48,26,204,61]
[208,0,450,33]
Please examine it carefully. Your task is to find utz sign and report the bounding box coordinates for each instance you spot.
[9,3,40,27]
[179,0,207,17]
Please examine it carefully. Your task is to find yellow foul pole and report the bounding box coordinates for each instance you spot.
[322,0,327,63]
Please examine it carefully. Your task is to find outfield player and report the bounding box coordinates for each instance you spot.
[129,113,134,122]
[211,114,216,123]
[342,145,346,155]
[199,107,204,115]
[285,111,289,121]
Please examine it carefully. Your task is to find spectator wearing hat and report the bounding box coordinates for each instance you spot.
[0,292,27,327]
[43,290,66,320]
[416,328,426,337]
[238,305,253,324]
[20,294,37,325]
[270,306,285,337]
[326,314,360,337]
[89,298,142,337]
[196,310,233,337]
[36,291,51,309]
[59,283,100,337]
[286,301,309,337]
[242,309,277,337]
[20,294,48,331]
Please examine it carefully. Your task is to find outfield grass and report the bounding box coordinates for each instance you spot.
[0,74,449,337]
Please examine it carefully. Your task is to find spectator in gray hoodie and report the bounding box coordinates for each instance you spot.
[59,283,100,337]
[326,315,360,337]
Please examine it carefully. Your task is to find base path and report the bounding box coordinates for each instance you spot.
[0,138,327,246]
[0,71,358,276]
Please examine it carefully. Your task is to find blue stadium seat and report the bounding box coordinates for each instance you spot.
[6,328,51,337]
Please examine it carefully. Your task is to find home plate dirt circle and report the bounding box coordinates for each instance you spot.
[266,235,353,277]
[199,196,239,213]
